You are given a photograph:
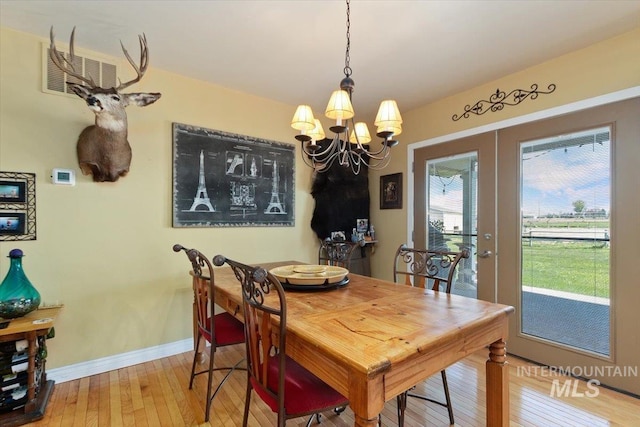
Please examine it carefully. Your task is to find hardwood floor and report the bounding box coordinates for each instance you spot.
[25,346,639,426]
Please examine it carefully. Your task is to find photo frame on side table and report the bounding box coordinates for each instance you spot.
[380,173,402,209]
[0,171,36,241]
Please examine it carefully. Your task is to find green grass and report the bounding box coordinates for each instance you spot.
[521,241,609,298]
[523,218,609,229]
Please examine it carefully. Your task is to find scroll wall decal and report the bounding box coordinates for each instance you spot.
[452,83,556,121]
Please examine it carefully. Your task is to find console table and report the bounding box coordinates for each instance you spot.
[0,307,60,426]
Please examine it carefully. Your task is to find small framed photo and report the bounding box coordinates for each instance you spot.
[0,180,26,203]
[380,173,402,209]
[356,218,368,233]
[331,231,346,242]
[0,212,26,236]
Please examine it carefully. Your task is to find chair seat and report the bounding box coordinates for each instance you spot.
[199,311,245,346]
[252,354,348,415]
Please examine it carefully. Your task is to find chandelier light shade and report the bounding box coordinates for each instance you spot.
[308,119,326,143]
[291,105,316,131]
[350,122,371,144]
[291,0,402,174]
[325,90,355,122]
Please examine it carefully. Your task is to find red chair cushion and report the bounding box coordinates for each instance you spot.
[251,354,348,415]
[199,311,245,346]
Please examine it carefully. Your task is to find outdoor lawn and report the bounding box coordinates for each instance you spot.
[521,240,610,298]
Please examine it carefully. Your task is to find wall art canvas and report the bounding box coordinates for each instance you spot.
[380,172,402,209]
[172,123,295,227]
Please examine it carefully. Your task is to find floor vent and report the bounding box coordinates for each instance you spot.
[42,42,118,96]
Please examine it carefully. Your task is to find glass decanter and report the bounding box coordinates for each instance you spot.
[0,249,41,319]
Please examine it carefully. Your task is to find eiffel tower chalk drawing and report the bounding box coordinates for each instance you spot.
[187,150,215,212]
[265,160,286,214]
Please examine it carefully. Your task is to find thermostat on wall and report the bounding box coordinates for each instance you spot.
[52,168,76,186]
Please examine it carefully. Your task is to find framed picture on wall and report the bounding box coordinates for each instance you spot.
[172,123,295,227]
[0,171,36,241]
[0,212,26,236]
[380,173,402,209]
[0,179,26,203]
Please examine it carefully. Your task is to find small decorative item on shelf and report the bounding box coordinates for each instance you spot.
[0,249,41,319]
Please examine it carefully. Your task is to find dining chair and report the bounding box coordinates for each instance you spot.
[318,238,358,269]
[172,244,246,423]
[392,243,470,426]
[212,254,349,427]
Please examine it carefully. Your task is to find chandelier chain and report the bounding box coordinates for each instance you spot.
[344,0,352,77]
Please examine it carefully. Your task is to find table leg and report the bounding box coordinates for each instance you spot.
[486,339,509,426]
[353,413,379,427]
[349,374,384,427]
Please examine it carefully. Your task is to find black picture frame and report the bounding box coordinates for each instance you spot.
[0,171,36,241]
[0,180,26,203]
[0,212,26,236]
[172,123,295,227]
[380,173,402,209]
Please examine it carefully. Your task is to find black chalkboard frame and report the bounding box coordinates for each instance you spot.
[172,123,295,227]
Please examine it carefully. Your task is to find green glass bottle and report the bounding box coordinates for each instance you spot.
[0,249,41,319]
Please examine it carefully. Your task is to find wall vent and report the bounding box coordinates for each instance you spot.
[42,42,118,97]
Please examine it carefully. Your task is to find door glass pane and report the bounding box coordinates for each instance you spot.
[520,126,611,356]
[427,153,478,298]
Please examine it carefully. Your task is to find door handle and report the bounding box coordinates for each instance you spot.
[478,250,492,258]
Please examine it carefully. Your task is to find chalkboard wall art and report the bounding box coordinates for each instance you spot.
[172,123,295,227]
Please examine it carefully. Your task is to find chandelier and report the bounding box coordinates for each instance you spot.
[290,0,402,174]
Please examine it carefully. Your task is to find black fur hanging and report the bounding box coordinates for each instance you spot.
[310,151,370,240]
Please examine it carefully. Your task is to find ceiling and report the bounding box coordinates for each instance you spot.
[2,0,639,122]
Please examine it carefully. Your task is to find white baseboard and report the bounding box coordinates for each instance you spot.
[47,338,193,383]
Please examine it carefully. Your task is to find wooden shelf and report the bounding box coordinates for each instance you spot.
[0,308,60,426]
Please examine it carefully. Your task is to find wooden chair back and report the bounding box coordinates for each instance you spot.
[212,255,287,416]
[393,244,470,293]
[173,244,218,345]
[318,239,358,269]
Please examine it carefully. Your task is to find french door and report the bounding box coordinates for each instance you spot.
[413,132,496,303]
[414,97,639,395]
[497,97,640,395]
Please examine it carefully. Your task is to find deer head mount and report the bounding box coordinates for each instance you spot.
[49,27,161,182]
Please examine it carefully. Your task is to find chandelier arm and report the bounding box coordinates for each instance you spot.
[302,136,341,158]
[361,143,391,159]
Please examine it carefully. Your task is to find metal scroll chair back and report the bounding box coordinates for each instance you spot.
[172,244,245,423]
[392,243,470,427]
[318,239,358,269]
[213,255,349,427]
[393,243,470,292]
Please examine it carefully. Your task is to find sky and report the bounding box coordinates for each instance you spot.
[521,137,610,217]
[427,128,611,219]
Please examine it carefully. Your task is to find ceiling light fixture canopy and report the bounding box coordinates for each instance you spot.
[290,0,402,174]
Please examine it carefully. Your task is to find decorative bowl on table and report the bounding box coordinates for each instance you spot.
[269,264,349,288]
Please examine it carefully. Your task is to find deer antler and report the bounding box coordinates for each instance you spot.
[50,26,149,91]
[49,26,97,87]
[116,34,149,90]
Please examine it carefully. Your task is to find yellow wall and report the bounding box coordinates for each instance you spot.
[0,27,318,368]
[369,29,640,280]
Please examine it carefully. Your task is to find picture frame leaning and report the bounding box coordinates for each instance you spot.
[380,173,402,209]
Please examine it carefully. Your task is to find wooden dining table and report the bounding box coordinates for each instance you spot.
[201,261,514,427]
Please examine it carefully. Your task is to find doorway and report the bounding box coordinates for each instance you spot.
[412,96,640,394]
[414,132,496,303]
